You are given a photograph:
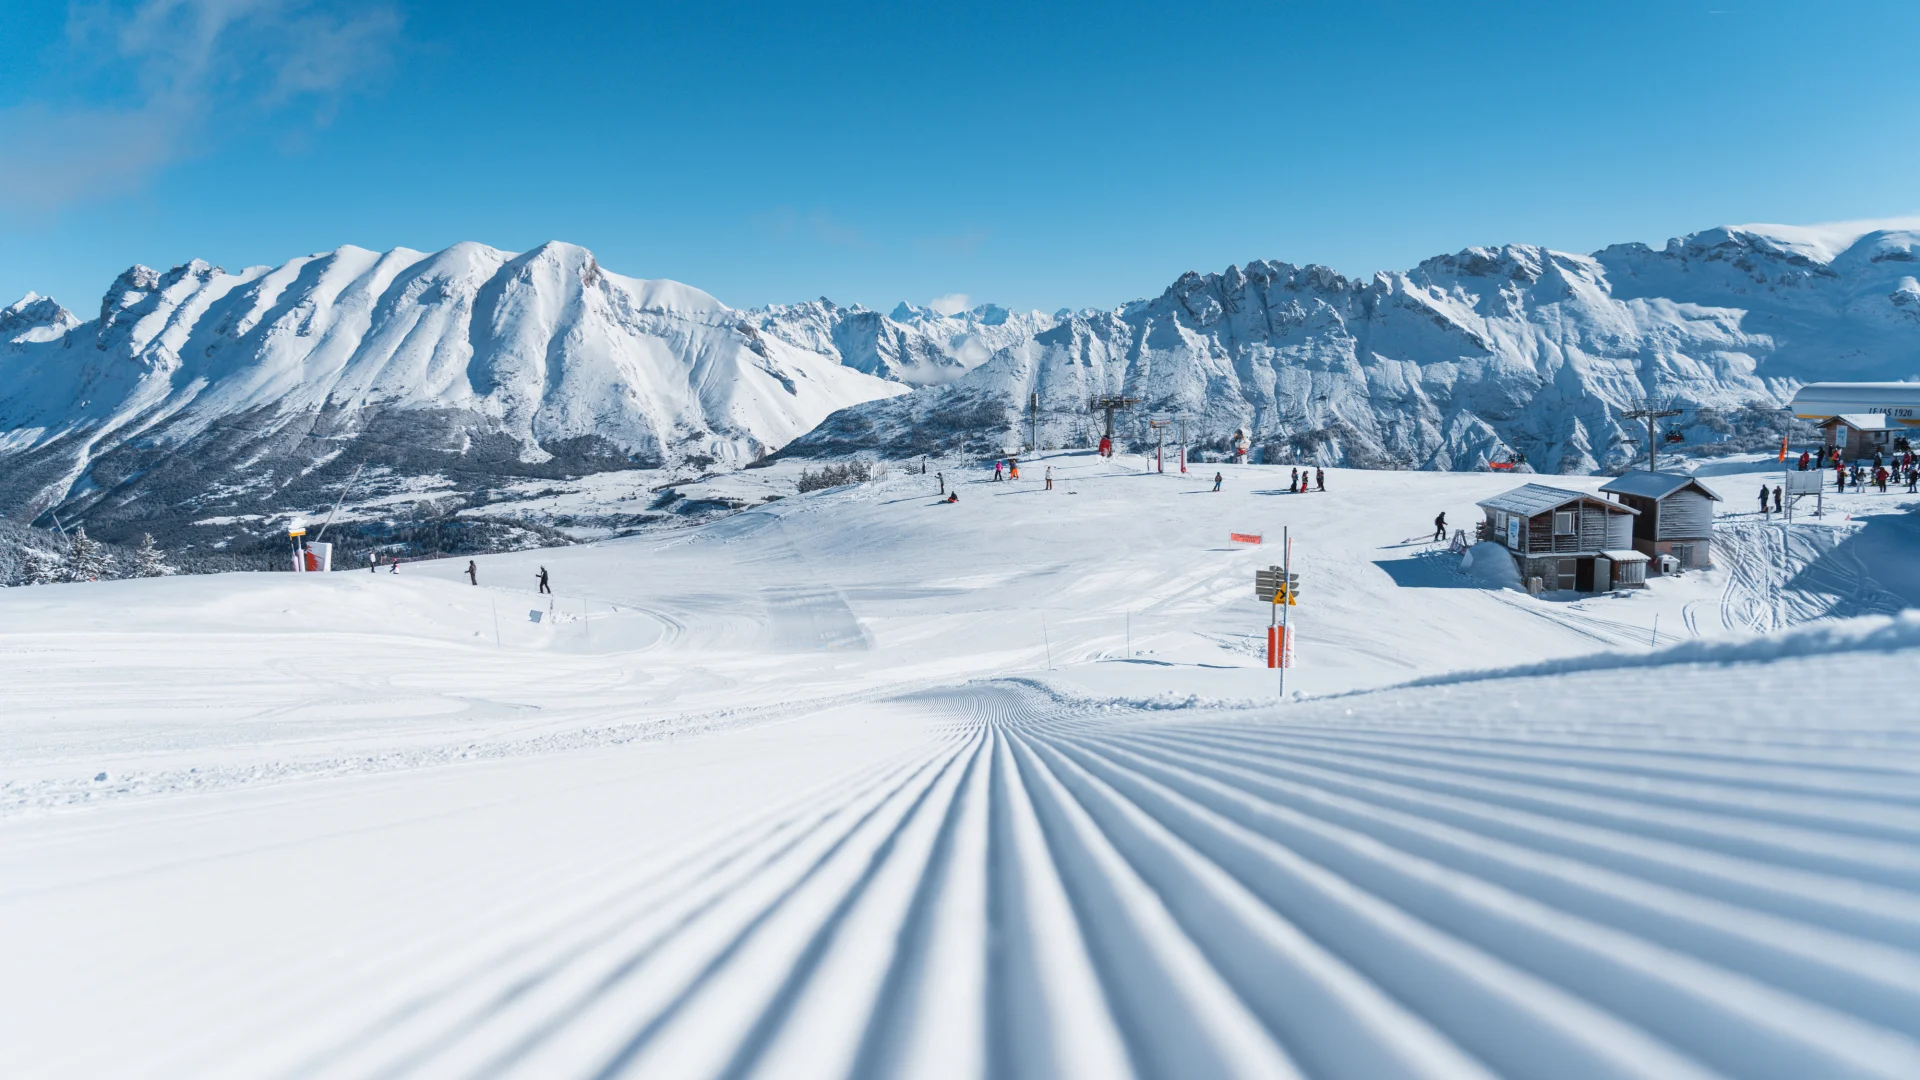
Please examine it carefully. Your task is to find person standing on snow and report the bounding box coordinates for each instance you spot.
[1010,458,1020,480]
[1045,466,1053,491]
[369,551,378,573]
[1759,484,1770,517]
[1212,471,1223,492]
[1773,486,1782,514]
[936,471,945,495]
[537,566,551,594]
[1433,512,1448,541]
[467,560,478,585]
[1290,467,1299,493]
[1875,466,1890,493]
[1316,467,1325,492]
[993,461,1003,482]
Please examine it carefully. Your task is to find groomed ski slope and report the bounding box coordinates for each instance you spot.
[3,452,1919,1079]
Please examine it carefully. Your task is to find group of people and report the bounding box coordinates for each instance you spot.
[1797,446,1919,494]
[1289,466,1325,493]
[366,549,553,592]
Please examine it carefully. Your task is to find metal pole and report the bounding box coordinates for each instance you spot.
[1279,526,1290,698]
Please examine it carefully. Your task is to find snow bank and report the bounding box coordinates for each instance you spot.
[1388,610,1920,692]
[1459,541,1522,590]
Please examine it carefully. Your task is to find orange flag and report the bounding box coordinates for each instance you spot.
[1778,435,1789,462]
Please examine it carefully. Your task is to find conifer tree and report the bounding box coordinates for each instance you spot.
[134,533,172,577]
[65,526,111,582]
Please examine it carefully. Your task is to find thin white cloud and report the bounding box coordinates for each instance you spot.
[0,0,402,213]
[926,293,970,316]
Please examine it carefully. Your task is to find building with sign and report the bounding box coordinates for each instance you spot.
[1788,381,1920,426]
[1597,471,1723,572]
[1476,484,1644,592]
[1817,414,1907,460]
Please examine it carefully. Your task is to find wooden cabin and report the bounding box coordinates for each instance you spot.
[1476,484,1642,592]
[1597,471,1722,572]
[1819,413,1905,461]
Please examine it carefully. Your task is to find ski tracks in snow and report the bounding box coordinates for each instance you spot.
[270,677,1920,1080]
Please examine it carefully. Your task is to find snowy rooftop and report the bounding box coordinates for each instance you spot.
[1825,413,1905,432]
[1476,483,1637,517]
[1598,471,1724,502]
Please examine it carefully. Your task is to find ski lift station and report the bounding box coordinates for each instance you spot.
[1477,484,1646,593]
[1597,472,1723,571]
[1789,381,1920,426]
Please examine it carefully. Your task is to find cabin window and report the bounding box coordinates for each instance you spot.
[1554,510,1576,536]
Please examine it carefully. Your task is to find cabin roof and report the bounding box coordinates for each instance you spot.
[1476,483,1638,517]
[1821,413,1903,432]
[1597,471,1724,502]
[1601,549,1650,563]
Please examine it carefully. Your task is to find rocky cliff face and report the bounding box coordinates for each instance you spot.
[785,222,1920,471]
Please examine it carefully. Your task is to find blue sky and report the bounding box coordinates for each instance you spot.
[3,1,1917,316]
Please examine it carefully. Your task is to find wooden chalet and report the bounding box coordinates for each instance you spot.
[1476,483,1644,592]
[1819,413,1906,460]
[1597,471,1723,572]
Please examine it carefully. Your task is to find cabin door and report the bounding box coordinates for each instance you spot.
[1575,558,1595,592]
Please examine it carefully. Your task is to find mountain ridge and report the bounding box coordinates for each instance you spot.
[6,219,1918,559]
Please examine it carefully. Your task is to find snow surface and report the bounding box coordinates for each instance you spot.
[3,455,1919,1078]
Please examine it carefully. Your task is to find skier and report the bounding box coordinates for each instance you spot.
[369,551,378,573]
[1009,458,1020,481]
[537,566,551,594]
[1773,486,1783,514]
[1909,466,1919,493]
[1045,466,1053,491]
[993,461,1003,482]
[1433,512,1448,542]
[389,556,400,574]
[467,560,478,586]
[1212,471,1223,492]
[936,471,945,495]
[1758,484,1770,517]
[1316,467,1325,492]
[1290,467,1299,493]
[1875,465,1890,493]
[945,492,959,504]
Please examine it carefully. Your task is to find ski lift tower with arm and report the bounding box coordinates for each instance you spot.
[1091,395,1138,458]
[1622,403,1685,472]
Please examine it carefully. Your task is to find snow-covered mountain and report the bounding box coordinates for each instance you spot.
[7,220,1920,557]
[787,220,1920,471]
[0,242,985,550]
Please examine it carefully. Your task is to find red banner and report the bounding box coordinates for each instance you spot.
[1230,532,1262,544]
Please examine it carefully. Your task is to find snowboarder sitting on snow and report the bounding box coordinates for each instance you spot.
[1433,512,1447,541]
[1213,472,1223,492]
[945,492,959,504]
[389,556,400,573]
[537,566,551,594]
